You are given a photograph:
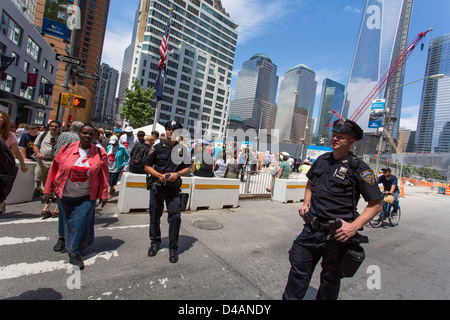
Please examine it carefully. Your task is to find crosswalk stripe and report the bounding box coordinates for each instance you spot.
[0,237,50,246]
[0,250,119,280]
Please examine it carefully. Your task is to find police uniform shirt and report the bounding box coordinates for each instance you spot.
[144,140,191,174]
[306,152,382,220]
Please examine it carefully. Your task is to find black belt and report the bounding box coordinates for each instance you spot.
[42,158,54,161]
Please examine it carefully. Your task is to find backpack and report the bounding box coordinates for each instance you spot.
[193,157,213,177]
[224,163,239,179]
[0,140,19,203]
[129,144,151,174]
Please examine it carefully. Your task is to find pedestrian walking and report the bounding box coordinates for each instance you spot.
[44,123,109,270]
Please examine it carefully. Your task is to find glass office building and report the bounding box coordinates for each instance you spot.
[343,0,413,137]
[118,0,238,139]
[275,64,317,145]
[229,53,278,132]
[415,33,450,153]
[316,78,345,145]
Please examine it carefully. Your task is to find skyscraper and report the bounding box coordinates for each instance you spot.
[118,0,238,139]
[229,53,278,132]
[93,63,119,129]
[316,79,345,146]
[415,33,450,153]
[342,0,413,137]
[34,0,111,124]
[275,64,317,145]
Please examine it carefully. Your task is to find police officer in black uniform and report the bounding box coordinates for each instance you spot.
[282,118,383,300]
[144,120,191,263]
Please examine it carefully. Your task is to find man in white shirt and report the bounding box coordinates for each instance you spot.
[119,126,138,154]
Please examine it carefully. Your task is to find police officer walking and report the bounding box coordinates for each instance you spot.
[144,120,191,263]
[282,119,383,300]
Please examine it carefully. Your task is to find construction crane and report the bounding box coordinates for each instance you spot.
[349,28,433,123]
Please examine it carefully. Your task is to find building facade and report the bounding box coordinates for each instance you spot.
[229,53,278,133]
[118,0,238,139]
[275,64,316,146]
[415,33,450,153]
[34,0,111,124]
[92,63,118,130]
[0,0,56,126]
[316,78,345,146]
[342,0,413,138]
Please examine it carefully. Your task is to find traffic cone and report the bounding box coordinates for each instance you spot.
[399,182,405,197]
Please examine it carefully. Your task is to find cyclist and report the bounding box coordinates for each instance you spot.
[377,167,399,214]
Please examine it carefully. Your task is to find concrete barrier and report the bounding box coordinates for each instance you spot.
[7,160,37,204]
[117,172,193,213]
[271,178,307,203]
[190,176,240,210]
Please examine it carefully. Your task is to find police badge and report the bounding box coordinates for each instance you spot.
[360,170,375,185]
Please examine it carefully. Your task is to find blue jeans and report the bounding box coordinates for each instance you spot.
[383,191,399,217]
[56,195,96,254]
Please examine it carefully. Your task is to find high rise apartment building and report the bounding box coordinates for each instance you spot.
[316,78,345,145]
[275,64,317,145]
[229,53,278,133]
[0,0,57,125]
[343,0,413,138]
[415,33,450,153]
[34,0,111,124]
[118,0,238,138]
[93,63,118,129]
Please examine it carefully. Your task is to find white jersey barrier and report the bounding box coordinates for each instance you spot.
[117,173,240,213]
[117,172,193,214]
[7,160,37,205]
[271,178,307,203]
[189,176,240,211]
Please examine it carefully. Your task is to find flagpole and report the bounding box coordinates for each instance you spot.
[153,100,160,132]
[152,8,173,133]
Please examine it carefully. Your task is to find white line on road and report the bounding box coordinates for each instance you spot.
[0,237,50,246]
[0,250,119,280]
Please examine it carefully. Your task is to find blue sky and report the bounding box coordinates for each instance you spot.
[102,0,450,131]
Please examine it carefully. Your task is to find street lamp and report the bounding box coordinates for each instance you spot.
[375,73,445,173]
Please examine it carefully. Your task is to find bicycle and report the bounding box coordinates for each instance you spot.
[369,196,401,228]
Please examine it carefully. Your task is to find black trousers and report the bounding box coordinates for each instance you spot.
[149,186,182,252]
[283,225,347,300]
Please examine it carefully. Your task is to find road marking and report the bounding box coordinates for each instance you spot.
[0,250,119,280]
[0,237,50,246]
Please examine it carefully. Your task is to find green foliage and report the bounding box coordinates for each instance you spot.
[121,79,155,128]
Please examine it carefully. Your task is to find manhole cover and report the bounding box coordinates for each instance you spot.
[193,220,223,230]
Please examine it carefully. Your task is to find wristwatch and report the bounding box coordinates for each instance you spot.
[176,172,181,178]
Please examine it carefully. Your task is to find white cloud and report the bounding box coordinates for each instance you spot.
[399,104,420,131]
[344,6,361,14]
[102,21,133,72]
[221,0,304,44]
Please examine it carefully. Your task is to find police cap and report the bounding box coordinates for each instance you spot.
[165,120,183,130]
[332,118,363,141]
[381,167,391,172]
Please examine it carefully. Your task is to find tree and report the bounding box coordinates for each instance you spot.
[402,163,415,178]
[121,79,155,128]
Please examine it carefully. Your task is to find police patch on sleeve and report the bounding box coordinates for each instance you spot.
[360,169,376,185]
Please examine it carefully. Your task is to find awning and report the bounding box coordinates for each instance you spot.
[0,89,53,111]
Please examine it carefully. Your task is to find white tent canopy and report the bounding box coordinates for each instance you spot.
[132,123,166,136]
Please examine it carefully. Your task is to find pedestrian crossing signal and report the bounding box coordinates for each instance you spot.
[73,97,86,109]
[60,92,70,106]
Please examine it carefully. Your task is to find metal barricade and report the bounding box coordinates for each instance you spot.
[238,170,273,196]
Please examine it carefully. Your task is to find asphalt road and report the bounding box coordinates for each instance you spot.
[1,185,449,302]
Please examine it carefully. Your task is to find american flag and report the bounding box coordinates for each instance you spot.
[155,9,173,101]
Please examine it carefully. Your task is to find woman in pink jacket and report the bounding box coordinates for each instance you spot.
[44,123,109,270]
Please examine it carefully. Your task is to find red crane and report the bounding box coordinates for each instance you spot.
[349,28,433,122]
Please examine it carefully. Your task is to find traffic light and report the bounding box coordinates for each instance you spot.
[60,92,70,106]
[73,97,86,109]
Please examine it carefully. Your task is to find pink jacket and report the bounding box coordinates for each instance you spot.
[45,142,109,200]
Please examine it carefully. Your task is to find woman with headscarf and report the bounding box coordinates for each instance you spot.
[44,124,109,270]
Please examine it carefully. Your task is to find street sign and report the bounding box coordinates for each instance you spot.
[76,71,100,81]
[55,53,82,66]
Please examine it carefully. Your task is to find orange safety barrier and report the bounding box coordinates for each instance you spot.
[446,188,450,196]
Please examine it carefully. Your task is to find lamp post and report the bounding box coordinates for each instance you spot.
[375,73,445,173]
